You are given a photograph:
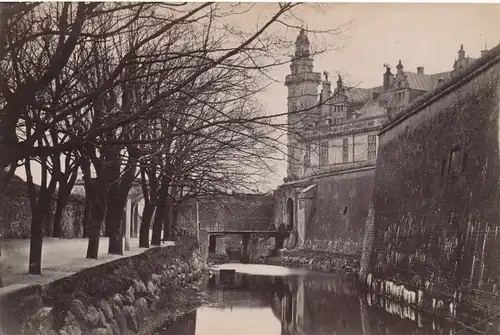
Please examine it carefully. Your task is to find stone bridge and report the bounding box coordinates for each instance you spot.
[207,229,289,263]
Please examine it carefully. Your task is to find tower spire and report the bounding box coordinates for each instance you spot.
[295,28,310,57]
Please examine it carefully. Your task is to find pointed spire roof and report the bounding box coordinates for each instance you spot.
[296,28,310,46]
[294,28,311,57]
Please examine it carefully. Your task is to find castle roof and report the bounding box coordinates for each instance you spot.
[356,96,387,118]
[335,86,384,105]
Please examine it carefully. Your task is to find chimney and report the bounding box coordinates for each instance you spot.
[417,66,424,75]
[322,71,331,102]
[383,65,392,90]
[481,49,488,57]
[396,60,404,74]
[336,75,343,92]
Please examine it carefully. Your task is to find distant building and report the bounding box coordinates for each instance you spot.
[275,29,482,253]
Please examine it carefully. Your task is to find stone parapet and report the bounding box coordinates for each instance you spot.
[0,238,206,335]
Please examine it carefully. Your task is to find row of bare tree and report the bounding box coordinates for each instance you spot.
[0,2,350,289]
[0,2,334,286]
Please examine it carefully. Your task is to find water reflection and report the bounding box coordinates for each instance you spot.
[154,265,458,335]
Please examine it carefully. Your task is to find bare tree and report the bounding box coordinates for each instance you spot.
[0,3,348,281]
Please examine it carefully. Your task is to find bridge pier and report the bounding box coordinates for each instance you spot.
[209,235,217,254]
[241,233,250,264]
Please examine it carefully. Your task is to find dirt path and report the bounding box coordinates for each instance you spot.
[0,232,174,287]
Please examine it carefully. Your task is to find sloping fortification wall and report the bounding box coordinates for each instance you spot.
[273,166,375,255]
[304,168,375,254]
[361,46,500,322]
[0,239,205,335]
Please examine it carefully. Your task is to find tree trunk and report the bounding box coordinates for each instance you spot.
[151,199,165,246]
[86,201,105,259]
[86,179,106,259]
[28,212,44,274]
[162,201,172,241]
[151,178,170,246]
[106,194,126,255]
[0,165,15,287]
[171,203,179,241]
[82,194,91,238]
[139,202,154,248]
[104,189,114,237]
[52,187,69,237]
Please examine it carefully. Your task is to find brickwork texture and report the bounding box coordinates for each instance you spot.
[363,49,500,319]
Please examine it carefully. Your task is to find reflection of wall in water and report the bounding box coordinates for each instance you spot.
[278,278,457,335]
[359,293,457,335]
[159,310,197,335]
[207,273,284,308]
[277,276,363,335]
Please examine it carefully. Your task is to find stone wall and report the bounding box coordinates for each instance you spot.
[303,168,375,254]
[0,238,205,335]
[1,174,84,239]
[177,193,274,233]
[274,166,375,255]
[361,45,500,323]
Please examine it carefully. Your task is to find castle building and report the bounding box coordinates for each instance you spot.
[285,30,477,181]
[275,28,482,252]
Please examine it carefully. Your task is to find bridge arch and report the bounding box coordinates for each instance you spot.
[286,198,294,231]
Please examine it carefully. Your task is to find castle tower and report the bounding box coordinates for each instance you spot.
[285,29,321,178]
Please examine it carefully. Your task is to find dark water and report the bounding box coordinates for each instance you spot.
[154,264,462,335]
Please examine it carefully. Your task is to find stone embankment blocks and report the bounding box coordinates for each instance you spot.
[2,239,206,335]
[273,249,360,274]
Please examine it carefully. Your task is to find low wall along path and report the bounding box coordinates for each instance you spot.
[0,238,206,335]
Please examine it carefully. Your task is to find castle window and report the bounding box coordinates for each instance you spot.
[343,206,348,216]
[304,144,311,169]
[462,152,468,172]
[448,147,461,174]
[368,135,377,160]
[441,159,447,177]
[288,146,295,160]
[319,142,329,166]
[342,138,349,163]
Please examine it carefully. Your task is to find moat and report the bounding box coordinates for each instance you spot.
[152,264,461,335]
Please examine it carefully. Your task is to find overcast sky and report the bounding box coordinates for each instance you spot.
[14,3,500,193]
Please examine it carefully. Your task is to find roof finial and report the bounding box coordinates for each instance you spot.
[458,45,465,59]
[396,60,403,74]
[336,74,343,90]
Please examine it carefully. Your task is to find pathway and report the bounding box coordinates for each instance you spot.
[0,230,173,287]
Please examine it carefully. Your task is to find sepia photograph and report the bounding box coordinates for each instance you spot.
[1,1,500,334]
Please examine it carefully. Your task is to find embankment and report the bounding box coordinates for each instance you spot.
[0,238,206,335]
[268,249,360,275]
